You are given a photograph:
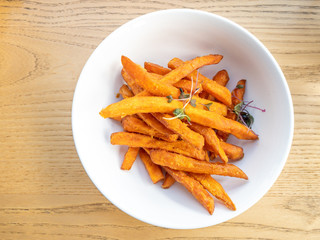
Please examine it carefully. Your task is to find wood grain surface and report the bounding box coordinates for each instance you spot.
[0,0,319,239]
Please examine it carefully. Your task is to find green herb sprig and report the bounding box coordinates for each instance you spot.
[233,100,265,129]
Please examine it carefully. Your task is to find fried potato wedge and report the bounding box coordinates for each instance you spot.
[232,79,247,106]
[168,58,231,106]
[111,132,207,161]
[161,54,223,85]
[122,56,180,97]
[213,69,230,87]
[150,150,248,179]
[184,106,258,140]
[192,96,227,116]
[139,149,164,183]
[100,97,258,140]
[189,123,228,163]
[121,69,143,95]
[217,79,247,141]
[144,62,171,75]
[119,84,134,98]
[164,167,214,214]
[220,142,244,161]
[162,172,176,189]
[190,173,236,210]
[121,147,140,170]
[121,115,178,142]
[153,113,205,149]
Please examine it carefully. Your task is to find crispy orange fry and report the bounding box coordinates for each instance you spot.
[111,132,207,161]
[119,84,134,98]
[152,113,204,149]
[162,172,176,189]
[121,115,178,142]
[189,123,228,163]
[220,142,244,161]
[168,58,232,106]
[232,79,247,106]
[213,70,230,87]
[144,62,171,75]
[121,147,140,170]
[184,106,258,140]
[150,150,248,179]
[162,55,223,85]
[190,173,236,210]
[100,97,258,140]
[139,149,164,183]
[164,167,214,214]
[121,69,143,95]
[192,96,227,116]
[217,79,247,141]
[122,56,180,97]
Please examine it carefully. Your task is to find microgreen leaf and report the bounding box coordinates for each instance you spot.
[173,108,184,118]
[179,88,190,99]
[166,95,173,103]
[190,99,196,107]
[236,84,244,89]
[185,114,191,123]
[173,108,191,122]
[233,102,243,115]
[202,102,213,110]
[240,111,254,128]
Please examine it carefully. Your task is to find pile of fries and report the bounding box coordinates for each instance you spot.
[100,54,258,214]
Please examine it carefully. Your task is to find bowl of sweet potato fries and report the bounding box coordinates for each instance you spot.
[72,9,294,229]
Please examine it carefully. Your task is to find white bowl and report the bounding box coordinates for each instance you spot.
[72,9,294,229]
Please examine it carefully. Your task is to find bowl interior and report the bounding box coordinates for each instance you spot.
[72,9,293,229]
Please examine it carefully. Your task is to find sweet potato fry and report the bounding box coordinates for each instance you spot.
[213,70,230,87]
[232,79,246,106]
[168,58,232,106]
[217,79,247,141]
[220,142,244,161]
[192,96,227,116]
[121,147,140,170]
[164,167,214,214]
[150,150,248,179]
[121,115,178,142]
[184,106,258,140]
[139,149,164,183]
[190,173,236,210]
[162,172,176,189]
[122,56,180,97]
[144,62,171,75]
[189,123,228,163]
[152,113,205,149]
[121,69,143,95]
[100,96,182,118]
[100,97,258,140]
[161,54,223,85]
[111,132,207,161]
[119,84,134,98]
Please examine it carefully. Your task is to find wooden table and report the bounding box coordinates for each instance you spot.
[1,1,319,239]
